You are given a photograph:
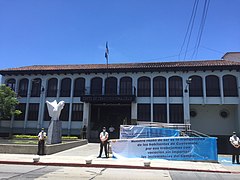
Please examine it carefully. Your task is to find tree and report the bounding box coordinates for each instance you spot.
[0,84,21,120]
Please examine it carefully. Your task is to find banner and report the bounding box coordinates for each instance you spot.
[110,137,218,162]
[120,125,180,139]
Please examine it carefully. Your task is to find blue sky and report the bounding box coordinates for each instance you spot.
[0,0,239,70]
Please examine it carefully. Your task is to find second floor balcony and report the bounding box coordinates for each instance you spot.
[80,86,136,103]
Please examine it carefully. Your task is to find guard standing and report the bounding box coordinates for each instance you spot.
[37,128,47,155]
[82,125,87,139]
[97,127,109,158]
[229,132,240,164]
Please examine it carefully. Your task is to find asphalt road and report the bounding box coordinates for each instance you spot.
[0,164,239,180]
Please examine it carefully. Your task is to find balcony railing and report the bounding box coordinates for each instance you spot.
[80,86,136,103]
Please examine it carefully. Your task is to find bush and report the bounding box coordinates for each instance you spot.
[13,134,78,140]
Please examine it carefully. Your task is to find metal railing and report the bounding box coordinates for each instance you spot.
[137,121,191,131]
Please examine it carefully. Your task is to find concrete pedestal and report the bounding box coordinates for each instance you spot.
[47,120,62,144]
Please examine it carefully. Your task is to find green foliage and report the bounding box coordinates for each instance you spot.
[0,84,21,120]
[62,136,78,140]
[13,134,78,140]
[11,140,38,145]
[13,135,38,139]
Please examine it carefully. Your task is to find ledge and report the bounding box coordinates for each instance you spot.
[0,140,87,155]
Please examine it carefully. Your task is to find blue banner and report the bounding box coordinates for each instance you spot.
[110,137,218,162]
[120,125,180,139]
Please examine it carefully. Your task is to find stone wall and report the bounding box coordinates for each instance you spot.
[0,140,87,155]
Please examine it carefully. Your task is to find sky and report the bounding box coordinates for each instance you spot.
[0,0,240,71]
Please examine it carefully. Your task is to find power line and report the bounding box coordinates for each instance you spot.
[201,45,224,55]
[178,0,199,60]
[183,0,199,60]
[191,0,211,59]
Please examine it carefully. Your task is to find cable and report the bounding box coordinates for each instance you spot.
[201,45,224,54]
[191,0,211,59]
[183,0,199,60]
[178,0,199,60]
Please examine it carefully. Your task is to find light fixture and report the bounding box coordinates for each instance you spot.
[184,78,192,93]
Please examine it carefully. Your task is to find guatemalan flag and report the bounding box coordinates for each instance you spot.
[105,42,109,61]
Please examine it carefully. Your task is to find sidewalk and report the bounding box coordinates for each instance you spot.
[0,143,240,174]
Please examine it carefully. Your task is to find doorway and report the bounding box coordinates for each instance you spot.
[89,104,131,141]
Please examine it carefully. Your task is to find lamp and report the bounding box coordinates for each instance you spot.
[184,78,192,93]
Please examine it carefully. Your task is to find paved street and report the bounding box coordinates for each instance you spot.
[1,143,240,179]
[1,164,240,180]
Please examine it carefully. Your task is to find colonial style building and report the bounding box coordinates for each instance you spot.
[1,52,240,153]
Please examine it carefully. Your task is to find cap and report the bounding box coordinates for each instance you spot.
[233,131,236,134]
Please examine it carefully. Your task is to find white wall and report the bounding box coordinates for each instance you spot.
[190,104,237,135]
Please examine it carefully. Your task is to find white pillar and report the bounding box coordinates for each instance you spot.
[131,102,137,122]
[183,78,190,124]
[56,77,61,100]
[203,76,206,104]
[131,75,137,123]
[68,77,74,135]
[219,75,224,104]
[38,78,47,129]
[236,74,240,133]
[166,77,170,123]
[24,79,32,130]
[83,102,90,127]
[150,77,153,122]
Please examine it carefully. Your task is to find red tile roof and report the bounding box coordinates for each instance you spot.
[0,60,240,75]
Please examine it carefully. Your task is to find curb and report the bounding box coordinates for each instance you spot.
[0,160,239,174]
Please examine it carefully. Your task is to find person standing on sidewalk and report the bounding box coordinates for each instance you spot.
[108,125,115,139]
[37,128,47,155]
[97,127,109,158]
[82,125,87,139]
[229,132,240,164]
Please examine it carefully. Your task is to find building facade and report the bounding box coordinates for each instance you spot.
[1,52,240,153]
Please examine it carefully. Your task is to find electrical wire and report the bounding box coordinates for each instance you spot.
[191,0,211,59]
[178,0,199,60]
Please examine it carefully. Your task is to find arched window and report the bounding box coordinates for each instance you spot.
[47,78,58,97]
[6,78,16,91]
[105,77,117,95]
[137,76,150,97]
[18,78,29,97]
[31,78,42,97]
[120,77,132,95]
[169,76,183,97]
[60,78,71,97]
[73,78,85,97]
[153,76,166,97]
[206,75,220,97]
[189,76,203,97]
[90,77,102,95]
[223,75,238,97]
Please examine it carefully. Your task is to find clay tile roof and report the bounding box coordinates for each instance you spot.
[0,59,240,75]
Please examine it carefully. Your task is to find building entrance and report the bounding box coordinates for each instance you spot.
[89,104,131,141]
